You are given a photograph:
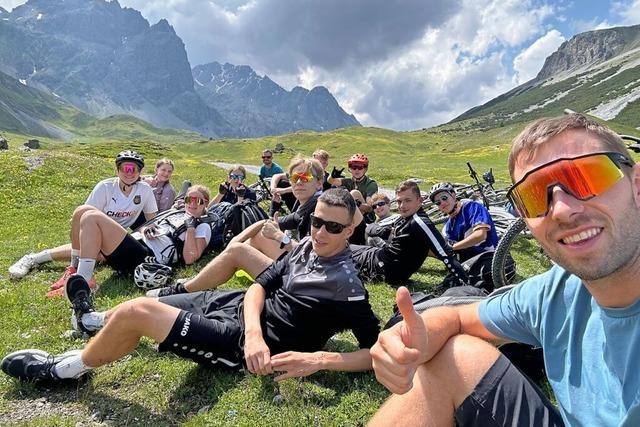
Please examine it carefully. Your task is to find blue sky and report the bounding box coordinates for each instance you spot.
[1,0,639,130]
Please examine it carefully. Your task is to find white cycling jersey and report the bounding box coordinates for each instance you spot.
[85,177,158,228]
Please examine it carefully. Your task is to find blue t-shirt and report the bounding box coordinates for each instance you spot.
[259,162,284,179]
[479,265,640,426]
[443,199,498,261]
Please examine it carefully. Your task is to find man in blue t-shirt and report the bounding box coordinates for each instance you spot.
[368,114,640,426]
[258,149,284,180]
[430,181,501,291]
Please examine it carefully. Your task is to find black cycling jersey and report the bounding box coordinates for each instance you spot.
[251,237,380,355]
[277,192,320,239]
[353,208,468,285]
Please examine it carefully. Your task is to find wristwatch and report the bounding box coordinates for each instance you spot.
[279,234,291,249]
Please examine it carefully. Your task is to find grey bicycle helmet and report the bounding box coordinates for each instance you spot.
[429,182,455,202]
[115,150,145,169]
[134,263,173,290]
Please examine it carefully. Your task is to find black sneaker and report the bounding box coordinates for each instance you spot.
[145,278,189,298]
[1,349,82,382]
[65,274,96,335]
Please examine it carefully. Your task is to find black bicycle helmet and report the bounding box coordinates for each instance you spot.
[429,182,455,202]
[115,150,144,169]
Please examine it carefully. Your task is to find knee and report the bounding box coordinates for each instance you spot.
[79,209,106,228]
[109,297,157,330]
[72,204,98,221]
[224,241,246,259]
[350,189,365,202]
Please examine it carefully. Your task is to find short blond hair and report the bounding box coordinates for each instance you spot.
[508,114,629,181]
[287,156,324,181]
[371,193,390,204]
[313,149,329,162]
[155,158,174,170]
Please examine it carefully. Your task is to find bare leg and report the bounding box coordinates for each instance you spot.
[184,242,273,292]
[81,298,179,367]
[70,205,101,250]
[48,244,72,262]
[246,232,287,260]
[368,335,501,427]
[78,210,128,258]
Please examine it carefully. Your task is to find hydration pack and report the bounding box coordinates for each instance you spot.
[222,199,269,244]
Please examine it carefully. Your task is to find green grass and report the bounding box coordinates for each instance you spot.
[0,122,608,425]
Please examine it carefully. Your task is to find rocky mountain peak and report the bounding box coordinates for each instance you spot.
[536,24,640,81]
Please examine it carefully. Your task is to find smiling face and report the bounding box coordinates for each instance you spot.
[433,191,456,214]
[155,163,174,184]
[228,169,245,189]
[290,164,322,203]
[262,151,273,166]
[396,189,422,218]
[185,190,208,217]
[117,162,141,185]
[349,163,367,180]
[514,129,640,281]
[311,201,354,257]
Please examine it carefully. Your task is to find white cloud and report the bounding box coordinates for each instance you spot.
[513,29,566,84]
[612,0,640,25]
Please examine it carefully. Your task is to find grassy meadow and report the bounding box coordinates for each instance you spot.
[0,121,593,425]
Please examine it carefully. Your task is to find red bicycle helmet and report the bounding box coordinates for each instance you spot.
[348,153,369,167]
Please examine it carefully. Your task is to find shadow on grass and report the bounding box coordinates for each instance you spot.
[2,362,246,426]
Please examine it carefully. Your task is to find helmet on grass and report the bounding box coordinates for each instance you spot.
[348,153,369,168]
[429,182,455,202]
[134,263,173,290]
[116,150,145,169]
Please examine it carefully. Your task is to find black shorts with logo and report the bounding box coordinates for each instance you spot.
[454,354,564,426]
[157,290,245,369]
[104,233,154,274]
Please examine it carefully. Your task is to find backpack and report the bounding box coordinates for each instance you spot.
[223,199,269,244]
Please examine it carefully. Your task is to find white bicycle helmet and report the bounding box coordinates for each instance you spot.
[134,263,173,291]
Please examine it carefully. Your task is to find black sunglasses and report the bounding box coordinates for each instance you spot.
[372,201,387,208]
[310,214,350,234]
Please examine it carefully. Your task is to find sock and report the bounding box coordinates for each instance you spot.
[81,311,106,331]
[32,250,53,265]
[77,258,96,281]
[52,351,93,379]
[70,249,80,269]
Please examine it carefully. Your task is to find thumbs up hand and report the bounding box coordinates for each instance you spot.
[370,287,428,394]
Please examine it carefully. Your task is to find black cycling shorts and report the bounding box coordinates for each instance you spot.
[454,354,564,426]
[350,244,386,282]
[157,290,245,369]
[104,233,153,274]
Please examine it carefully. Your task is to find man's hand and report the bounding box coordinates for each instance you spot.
[143,225,160,240]
[271,351,322,381]
[218,183,229,195]
[236,185,247,198]
[184,215,199,229]
[261,214,282,241]
[370,287,428,394]
[331,166,345,179]
[244,332,272,375]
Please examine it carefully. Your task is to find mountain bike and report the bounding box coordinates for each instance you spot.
[491,133,640,288]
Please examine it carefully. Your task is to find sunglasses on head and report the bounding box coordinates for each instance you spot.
[508,151,634,218]
[349,164,365,171]
[290,171,314,184]
[434,195,450,206]
[372,201,387,208]
[229,174,245,180]
[119,162,139,174]
[185,195,208,206]
[310,214,350,234]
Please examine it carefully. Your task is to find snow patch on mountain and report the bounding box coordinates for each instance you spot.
[587,85,640,120]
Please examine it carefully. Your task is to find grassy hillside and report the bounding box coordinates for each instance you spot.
[1,117,638,425]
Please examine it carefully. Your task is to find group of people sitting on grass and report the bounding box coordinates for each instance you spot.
[4,113,640,426]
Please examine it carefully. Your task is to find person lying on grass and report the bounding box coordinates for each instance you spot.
[8,150,158,296]
[368,114,640,427]
[1,189,380,383]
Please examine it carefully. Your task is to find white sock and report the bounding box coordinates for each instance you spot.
[31,250,53,265]
[77,258,96,281]
[81,311,106,331]
[70,249,80,269]
[53,351,93,379]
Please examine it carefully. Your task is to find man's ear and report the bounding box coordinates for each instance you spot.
[344,222,355,240]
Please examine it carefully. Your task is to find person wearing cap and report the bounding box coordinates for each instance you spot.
[369,114,640,426]
[8,150,158,296]
[430,182,500,291]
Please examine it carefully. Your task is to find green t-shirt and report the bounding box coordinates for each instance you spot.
[341,176,378,199]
